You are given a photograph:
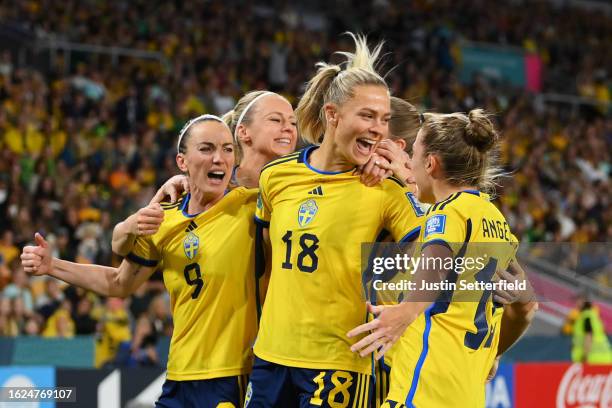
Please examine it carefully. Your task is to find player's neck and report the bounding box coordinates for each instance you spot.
[432,182,476,203]
[309,139,354,172]
[235,150,270,188]
[187,188,224,214]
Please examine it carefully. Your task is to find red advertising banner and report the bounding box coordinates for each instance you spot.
[515,363,612,408]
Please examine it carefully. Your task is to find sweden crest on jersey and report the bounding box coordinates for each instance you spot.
[298,199,318,227]
[183,231,199,259]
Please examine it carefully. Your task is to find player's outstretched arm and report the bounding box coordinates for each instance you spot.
[22,233,156,298]
[496,260,538,356]
[348,243,452,359]
[112,203,164,256]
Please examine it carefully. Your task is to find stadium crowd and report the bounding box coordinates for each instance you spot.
[0,0,609,366]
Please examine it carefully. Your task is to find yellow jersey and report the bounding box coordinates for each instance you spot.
[254,146,422,374]
[129,187,258,381]
[387,190,518,407]
[94,306,131,368]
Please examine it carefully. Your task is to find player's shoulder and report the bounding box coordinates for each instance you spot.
[160,195,185,212]
[374,174,405,192]
[227,186,259,205]
[426,190,479,216]
[260,150,303,174]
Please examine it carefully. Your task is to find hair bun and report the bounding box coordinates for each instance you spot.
[464,109,497,152]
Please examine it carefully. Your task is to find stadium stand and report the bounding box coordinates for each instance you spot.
[0,0,609,367]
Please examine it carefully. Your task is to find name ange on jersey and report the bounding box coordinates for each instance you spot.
[481,218,512,241]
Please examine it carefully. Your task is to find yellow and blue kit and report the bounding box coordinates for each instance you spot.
[128,188,258,407]
[247,146,422,407]
[384,190,518,408]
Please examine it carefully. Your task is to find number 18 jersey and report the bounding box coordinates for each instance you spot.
[254,146,423,374]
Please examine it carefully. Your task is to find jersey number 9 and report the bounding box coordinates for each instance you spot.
[184,263,203,299]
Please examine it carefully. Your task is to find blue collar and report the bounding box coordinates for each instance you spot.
[302,145,356,175]
[180,193,202,218]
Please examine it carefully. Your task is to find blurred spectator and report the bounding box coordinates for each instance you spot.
[130,295,173,367]
[95,298,131,368]
[42,300,75,338]
[72,295,98,335]
[0,253,9,290]
[0,297,17,336]
[2,268,33,315]
[571,299,612,364]
[0,230,18,266]
[35,278,65,319]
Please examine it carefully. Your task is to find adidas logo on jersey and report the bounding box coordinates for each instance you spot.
[308,186,323,196]
[185,221,198,233]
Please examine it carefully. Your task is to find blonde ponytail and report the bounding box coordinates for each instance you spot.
[296,33,388,144]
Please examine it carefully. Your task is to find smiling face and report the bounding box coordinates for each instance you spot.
[326,84,390,166]
[176,120,235,199]
[238,94,298,158]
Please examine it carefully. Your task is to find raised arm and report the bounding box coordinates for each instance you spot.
[149,175,189,205]
[348,242,453,358]
[112,203,164,257]
[22,233,155,298]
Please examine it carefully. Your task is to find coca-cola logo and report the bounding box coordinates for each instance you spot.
[556,364,612,408]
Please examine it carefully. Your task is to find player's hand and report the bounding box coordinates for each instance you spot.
[347,302,415,359]
[129,203,164,236]
[493,264,532,305]
[359,153,393,187]
[150,175,189,204]
[20,233,52,276]
[486,356,501,383]
[375,140,414,185]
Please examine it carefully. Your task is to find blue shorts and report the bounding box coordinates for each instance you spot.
[245,357,370,408]
[156,375,249,408]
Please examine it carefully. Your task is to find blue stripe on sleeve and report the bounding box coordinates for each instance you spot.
[126,252,158,267]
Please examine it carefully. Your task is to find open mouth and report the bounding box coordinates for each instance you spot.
[356,137,376,155]
[274,137,292,146]
[207,171,226,184]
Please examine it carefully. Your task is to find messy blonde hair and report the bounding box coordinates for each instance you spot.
[421,109,502,194]
[295,33,388,144]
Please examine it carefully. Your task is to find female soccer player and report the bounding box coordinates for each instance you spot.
[113,90,299,258]
[21,115,258,408]
[368,96,423,408]
[348,109,537,407]
[246,34,424,407]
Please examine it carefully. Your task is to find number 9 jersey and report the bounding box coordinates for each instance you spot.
[128,187,258,381]
[254,147,423,375]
